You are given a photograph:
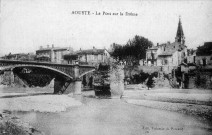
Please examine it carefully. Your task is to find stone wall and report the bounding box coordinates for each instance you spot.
[124,65,176,77]
[0,71,14,86]
[153,72,172,88]
[0,71,28,87]
[124,65,173,88]
[188,72,212,89]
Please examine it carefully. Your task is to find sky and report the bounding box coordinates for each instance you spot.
[0,0,212,56]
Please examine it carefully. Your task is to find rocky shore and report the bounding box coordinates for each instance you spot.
[0,111,44,135]
[0,85,83,135]
[124,88,212,121]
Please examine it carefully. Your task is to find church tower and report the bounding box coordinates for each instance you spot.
[175,16,185,44]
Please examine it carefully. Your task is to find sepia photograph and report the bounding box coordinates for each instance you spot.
[0,0,212,135]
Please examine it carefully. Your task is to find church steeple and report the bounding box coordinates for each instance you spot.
[175,16,185,44]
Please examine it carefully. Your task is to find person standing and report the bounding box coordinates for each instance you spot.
[89,76,93,88]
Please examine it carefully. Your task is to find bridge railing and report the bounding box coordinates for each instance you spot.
[0,60,95,68]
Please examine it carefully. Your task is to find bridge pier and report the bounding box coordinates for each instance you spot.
[66,79,82,95]
[73,79,82,95]
[63,79,82,95]
[62,63,82,95]
[72,63,82,95]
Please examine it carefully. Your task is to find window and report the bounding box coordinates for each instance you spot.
[164,59,168,65]
[202,58,207,66]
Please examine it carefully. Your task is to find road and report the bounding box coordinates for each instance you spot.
[11,91,212,135]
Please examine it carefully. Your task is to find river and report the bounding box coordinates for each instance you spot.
[1,87,212,135]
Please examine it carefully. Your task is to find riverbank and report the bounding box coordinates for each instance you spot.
[0,94,82,135]
[0,95,82,112]
[124,88,212,121]
[0,86,212,134]
[0,111,44,135]
[0,86,83,135]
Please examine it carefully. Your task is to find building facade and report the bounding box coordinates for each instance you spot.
[195,42,212,66]
[146,46,158,66]
[35,45,73,64]
[64,47,110,66]
[187,49,196,64]
[146,17,187,68]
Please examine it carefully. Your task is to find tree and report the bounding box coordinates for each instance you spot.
[111,44,124,61]
[111,35,153,65]
[196,42,212,56]
[146,76,154,90]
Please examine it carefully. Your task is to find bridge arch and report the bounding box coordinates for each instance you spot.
[0,60,97,94]
[79,69,96,78]
[0,65,74,79]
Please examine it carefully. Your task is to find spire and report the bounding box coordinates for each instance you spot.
[175,16,185,44]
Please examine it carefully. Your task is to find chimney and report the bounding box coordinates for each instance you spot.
[40,46,43,49]
[93,46,95,49]
[157,43,159,46]
[47,45,49,48]
[52,44,54,48]
[167,41,170,44]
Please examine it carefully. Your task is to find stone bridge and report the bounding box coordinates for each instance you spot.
[0,60,96,94]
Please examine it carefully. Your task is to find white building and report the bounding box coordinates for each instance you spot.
[146,17,187,68]
[64,47,111,66]
[36,45,73,64]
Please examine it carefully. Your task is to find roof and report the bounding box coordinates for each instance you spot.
[176,17,184,39]
[158,49,177,57]
[76,49,106,55]
[1,53,35,58]
[63,48,108,60]
[36,47,69,52]
[63,54,78,60]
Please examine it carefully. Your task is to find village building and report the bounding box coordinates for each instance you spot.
[35,45,73,64]
[64,47,110,66]
[187,49,196,64]
[64,47,111,88]
[146,17,187,70]
[0,53,36,61]
[145,46,158,66]
[176,42,212,89]
[195,42,212,66]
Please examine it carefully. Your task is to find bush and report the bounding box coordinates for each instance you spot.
[146,76,154,89]
[131,71,158,84]
[146,72,158,89]
[131,70,149,84]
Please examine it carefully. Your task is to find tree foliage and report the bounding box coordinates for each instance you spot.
[111,35,153,65]
[196,42,212,56]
